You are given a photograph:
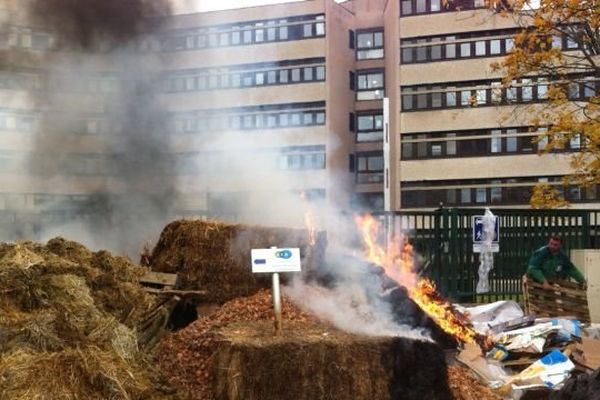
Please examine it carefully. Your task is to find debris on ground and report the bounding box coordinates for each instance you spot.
[0,238,180,399]
[447,365,503,400]
[456,291,599,400]
[144,219,326,303]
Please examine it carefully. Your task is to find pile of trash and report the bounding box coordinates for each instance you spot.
[0,238,180,399]
[455,300,600,399]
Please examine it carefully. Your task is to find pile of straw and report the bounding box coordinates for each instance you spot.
[0,237,180,399]
[146,219,326,303]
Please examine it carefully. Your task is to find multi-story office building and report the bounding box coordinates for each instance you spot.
[0,0,597,239]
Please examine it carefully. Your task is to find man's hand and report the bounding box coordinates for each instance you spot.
[541,281,553,290]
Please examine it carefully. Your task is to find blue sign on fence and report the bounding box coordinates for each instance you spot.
[473,215,500,243]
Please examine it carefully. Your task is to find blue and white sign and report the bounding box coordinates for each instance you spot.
[473,215,500,243]
[251,248,302,273]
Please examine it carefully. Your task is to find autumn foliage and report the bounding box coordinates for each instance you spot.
[490,0,599,207]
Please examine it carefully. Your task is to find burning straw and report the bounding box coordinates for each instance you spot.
[355,215,492,350]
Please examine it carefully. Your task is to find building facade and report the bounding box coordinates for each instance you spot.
[0,0,597,240]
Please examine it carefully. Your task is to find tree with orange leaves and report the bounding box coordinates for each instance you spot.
[491,0,599,207]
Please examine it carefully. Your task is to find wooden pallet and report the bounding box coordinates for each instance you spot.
[522,276,590,323]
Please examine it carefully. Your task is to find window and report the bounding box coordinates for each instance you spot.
[431,86,442,108]
[280,69,289,83]
[416,0,426,13]
[416,39,427,62]
[446,133,456,155]
[303,23,313,37]
[446,87,456,107]
[316,66,325,80]
[460,42,471,57]
[476,188,487,203]
[304,67,313,81]
[461,188,471,204]
[356,153,384,183]
[430,38,442,60]
[431,0,441,11]
[491,82,502,104]
[231,27,241,44]
[491,181,502,203]
[402,88,414,110]
[475,40,486,56]
[401,0,413,15]
[356,70,384,100]
[255,72,264,85]
[279,20,288,40]
[255,23,265,42]
[491,130,502,153]
[522,78,533,101]
[356,112,384,142]
[316,16,325,36]
[356,30,384,59]
[445,36,456,58]
[291,68,301,82]
[506,129,517,152]
[490,39,501,55]
[402,45,413,63]
[267,70,277,84]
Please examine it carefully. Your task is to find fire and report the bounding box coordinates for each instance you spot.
[355,214,483,345]
[300,191,317,246]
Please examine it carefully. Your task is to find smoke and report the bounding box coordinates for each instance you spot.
[8,0,175,254]
[29,0,171,49]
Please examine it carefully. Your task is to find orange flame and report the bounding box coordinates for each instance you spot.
[300,191,317,246]
[355,214,481,344]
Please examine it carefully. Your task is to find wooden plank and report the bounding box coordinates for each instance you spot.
[139,271,178,287]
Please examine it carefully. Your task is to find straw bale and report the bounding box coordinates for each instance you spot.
[147,219,326,303]
[0,238,182,400]
[212,321,451,400]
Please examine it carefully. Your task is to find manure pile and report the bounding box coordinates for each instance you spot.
[158,290,459,400]
[0,237,179,400]
[145,219,326,304]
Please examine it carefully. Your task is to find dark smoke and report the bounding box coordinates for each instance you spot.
[19,0,177,255]
[29,0,171,49]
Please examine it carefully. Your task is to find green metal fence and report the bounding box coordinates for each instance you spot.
[378,208,600,303]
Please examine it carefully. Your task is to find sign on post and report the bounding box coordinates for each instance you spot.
[473,215,500,253]
[251,247,301,336]
[251,248,302,273]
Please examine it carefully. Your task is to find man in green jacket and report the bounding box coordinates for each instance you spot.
[527,235,586,290]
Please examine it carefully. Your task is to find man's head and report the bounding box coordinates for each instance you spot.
[548,235,562,254]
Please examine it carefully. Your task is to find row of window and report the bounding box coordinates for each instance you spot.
[401,29,579,64]
[176,145,326,173]
[0,111,40,133]
[162,60,325,93]
[401,76,598,111]
[0,70,120,94]
[161,14,325,51]
[401,177,598,208]
[400,0,507,16]
[170,102,326,133]
[401,127,582,159]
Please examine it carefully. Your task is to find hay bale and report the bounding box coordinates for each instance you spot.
[0,238,181,399]
[212,321,451,400]
[147,219,326,303]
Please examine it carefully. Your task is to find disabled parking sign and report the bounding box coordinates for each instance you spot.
[473,215,500,253]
